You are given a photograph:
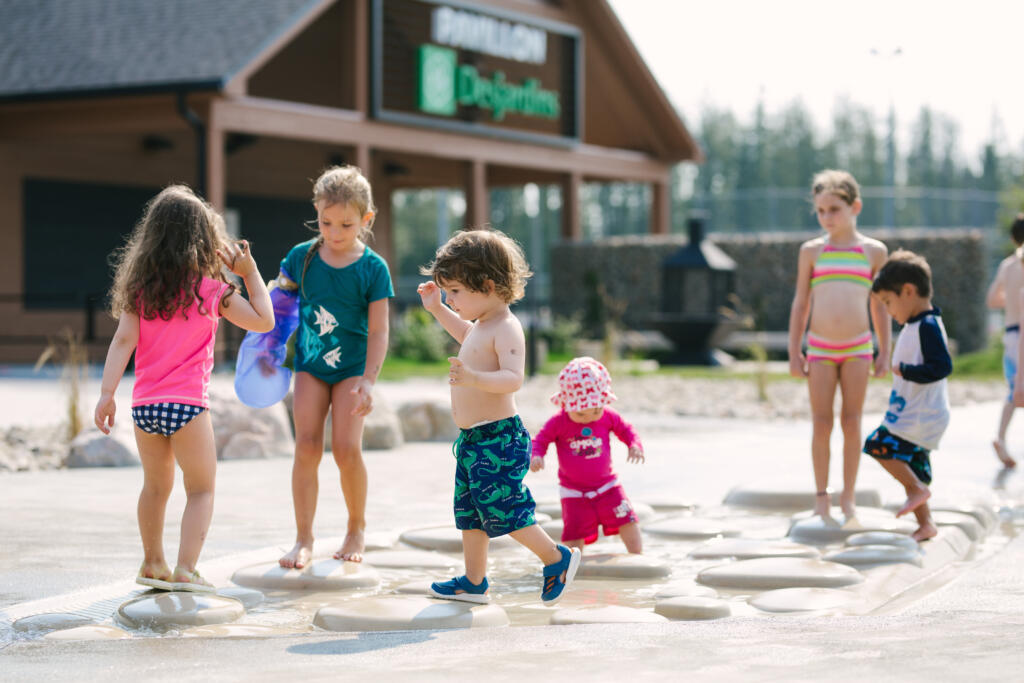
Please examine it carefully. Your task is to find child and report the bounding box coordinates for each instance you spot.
[417,229,580,605]
[787,169,891,525]
[276,165,393,569]
[94,185,274,592]
[985,213,1024,468]
[530,356,645,555]
[863,250,951,542]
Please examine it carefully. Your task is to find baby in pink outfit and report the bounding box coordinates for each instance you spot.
[530,357,645,554]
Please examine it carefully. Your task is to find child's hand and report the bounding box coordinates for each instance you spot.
[627,445,645,464]
[94,393,116,435]
[873,352,891,378]
[530,456,545,472]
[417,281,442,312]
[447,357,474,386]
[257,353,277,377]
[350,378,375,416]
[788,353,808,378]
[892,364,903,378]
[218,240,257,277]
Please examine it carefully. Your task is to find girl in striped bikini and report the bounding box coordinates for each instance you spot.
[788,170,891,525]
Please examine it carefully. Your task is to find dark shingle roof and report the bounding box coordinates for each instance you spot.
[0,0,321,101]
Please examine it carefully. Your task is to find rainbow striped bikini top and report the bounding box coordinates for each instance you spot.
[810,244,872,288]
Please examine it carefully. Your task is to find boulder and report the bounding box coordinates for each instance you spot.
[65,429,139,468]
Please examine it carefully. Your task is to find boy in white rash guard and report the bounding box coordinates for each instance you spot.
[863,250,952,542]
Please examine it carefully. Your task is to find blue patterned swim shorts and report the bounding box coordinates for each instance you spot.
[452,415,536,538]
[863,425,932,485]
[132,403,206,437]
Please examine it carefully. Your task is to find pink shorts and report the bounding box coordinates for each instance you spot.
[560,484,638,545]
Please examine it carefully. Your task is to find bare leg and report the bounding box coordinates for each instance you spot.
[281,372,330,569]
[563,538,586,555]
[993,402,1017,467]
[462,529,490,585]
[875,458,931,518]
[330,376,369,562]
[617,522,643,554]
[911,501,937,541]
[134,428,175,580]
[509,524,563,565]
[807,362,839,518]
[168,411,217,573]
[837,358,870,519]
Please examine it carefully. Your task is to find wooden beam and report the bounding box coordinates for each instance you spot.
[353,0,369,115]
[206,111,226,212]
[0,95,192,138]
[650,176,670,235]
[213,97,671,182]
[466,160,489,229]
[562,172,582,240]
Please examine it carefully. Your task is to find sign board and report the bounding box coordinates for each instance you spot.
[372,0,582,145]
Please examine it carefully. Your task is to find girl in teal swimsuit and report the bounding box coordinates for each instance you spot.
[788,170,891,525]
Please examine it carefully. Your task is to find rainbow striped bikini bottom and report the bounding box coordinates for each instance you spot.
[806,332,874,365]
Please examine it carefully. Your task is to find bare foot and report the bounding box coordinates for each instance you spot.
[333,530,365,563]
[279,542,313,569]
[813,491,831,518]
[912,522,938,542]
[992,440,1017,468]
[896,488,931,517]
[138,561,172,581]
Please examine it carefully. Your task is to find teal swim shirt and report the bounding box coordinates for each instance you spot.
[282,239,394,384]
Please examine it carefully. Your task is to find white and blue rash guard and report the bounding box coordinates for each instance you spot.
[884,308,953,450]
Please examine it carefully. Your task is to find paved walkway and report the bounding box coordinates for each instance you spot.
[2,371,1024,681]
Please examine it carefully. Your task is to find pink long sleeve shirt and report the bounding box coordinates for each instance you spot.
[531,407,642,492]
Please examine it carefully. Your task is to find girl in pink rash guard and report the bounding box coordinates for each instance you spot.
[530,357,645,554]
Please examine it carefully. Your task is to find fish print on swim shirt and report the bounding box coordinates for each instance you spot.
[568,426,602,459]
[301,304,343,368]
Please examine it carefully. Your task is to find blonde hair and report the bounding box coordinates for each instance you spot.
[108,184,234,320]
[300,165,376,295]
[421,229,532,303]
[811,169,861,205]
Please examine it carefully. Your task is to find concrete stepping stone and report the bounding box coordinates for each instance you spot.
[932,504,998,532]
[653,582,718,599]
[43,625,131,641]
[399,525,516,553]
[689,538,819,560]
[788,508,915,544]
[314,595,509,631]
[13,612,95,633]
[654,596,731,620]
[181,623,313,638]
[394,581,432,595]
[845,531,919,550]
[362,549,463,570]
[577,553,671,579]
[697,557,864,590]
[643,517,741,540]
[116,592,245,629]
[644,498,696,513]
[931,511,984,542]
[231,559,381,591]
[724,481,881,510]
[216,586,264,610]
[749,587,858,613]
[823,544,922,568]
[549,605,668,625]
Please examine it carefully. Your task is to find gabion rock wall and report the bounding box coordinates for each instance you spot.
[549,228,986,353]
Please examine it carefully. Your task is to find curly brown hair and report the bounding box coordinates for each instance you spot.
[108,184,234,320]
[811,169,861,205]
[420,228,532,303]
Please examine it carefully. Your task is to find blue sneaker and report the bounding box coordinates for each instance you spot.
[541,545,581,604]
[429,575,490,603]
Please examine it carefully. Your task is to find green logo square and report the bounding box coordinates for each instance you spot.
[418,45,457,116]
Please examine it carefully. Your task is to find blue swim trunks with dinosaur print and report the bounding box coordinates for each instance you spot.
[452,415,536,538]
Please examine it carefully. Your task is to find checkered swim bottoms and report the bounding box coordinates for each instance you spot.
[131,403,206,437]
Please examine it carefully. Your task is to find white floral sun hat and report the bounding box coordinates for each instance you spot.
[550,356,617,413]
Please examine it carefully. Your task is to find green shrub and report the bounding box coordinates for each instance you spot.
[543,314,583,355]
[391,308,450,362]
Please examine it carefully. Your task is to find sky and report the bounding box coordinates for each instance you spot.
[607,0,1024,166]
